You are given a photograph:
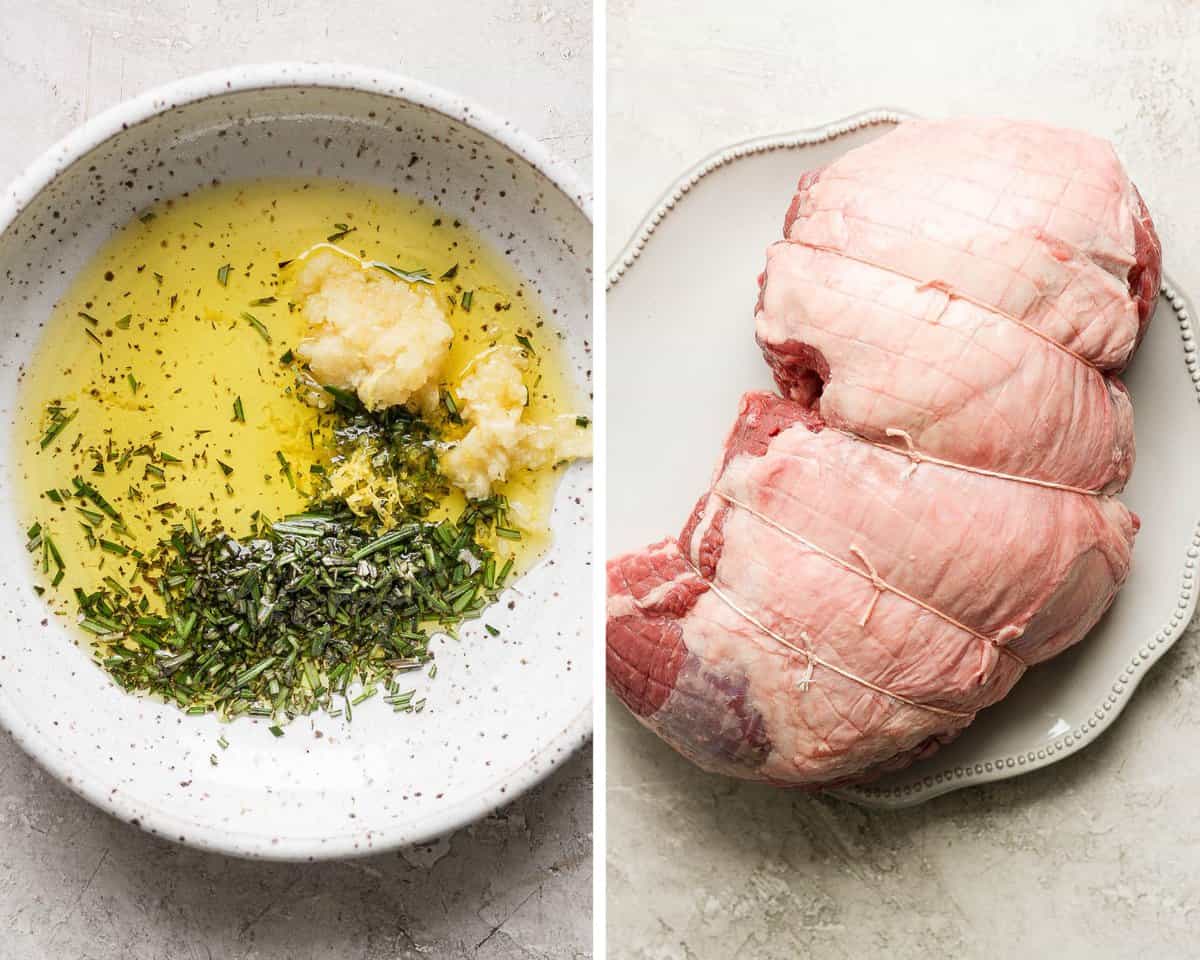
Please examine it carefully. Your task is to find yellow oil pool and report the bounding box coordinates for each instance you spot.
[16,177,585,616]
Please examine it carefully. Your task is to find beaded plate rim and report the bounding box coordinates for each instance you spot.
[606,110,1198,808]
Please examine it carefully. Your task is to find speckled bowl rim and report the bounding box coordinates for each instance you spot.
[0,62,593,860]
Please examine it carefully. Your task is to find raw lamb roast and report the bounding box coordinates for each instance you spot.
[607,117,1162,788]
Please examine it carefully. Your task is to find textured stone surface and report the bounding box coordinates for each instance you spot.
[608,2,1200,957]
[0,1,592,958]
[0,732,592,959]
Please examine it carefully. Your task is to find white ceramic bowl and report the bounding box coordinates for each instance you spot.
[0,64,593,859]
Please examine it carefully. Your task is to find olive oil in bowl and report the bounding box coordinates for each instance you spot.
[15,177,588,718]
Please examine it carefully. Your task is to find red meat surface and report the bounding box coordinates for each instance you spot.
[607,118,1160,788]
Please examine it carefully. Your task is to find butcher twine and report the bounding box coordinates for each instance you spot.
[654,235,1119,723]
[789,238,1104,374]
[837,427,1104,498]
[713,490,1028,669]
[679,555,975,721]
[776,238,1114,497]
[676,231,1118,722]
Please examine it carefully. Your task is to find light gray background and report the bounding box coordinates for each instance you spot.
[0,2,592,958]
[608,2,1200,958]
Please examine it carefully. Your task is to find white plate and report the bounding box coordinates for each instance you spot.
[0,64,592,858]
[607,110,1199,808]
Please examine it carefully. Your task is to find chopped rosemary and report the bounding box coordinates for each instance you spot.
[241,312,272,343]
[73,498,509,721]
[232,396,245,422]
[461,290,474,312]
[40,404,78,448]
[440,263,459,280]
[250,296,277,307]
[73,477,121,520]
[322,384,360,414]
[275,450,294,488]
[576,416,591,428]
[370,262,435,286]
[31,370,523,726]
[515,333,534,354]
[326,223,357,243]
[217,264,232,286]
[76,507,104,525]
[441,388,462,424]
[28,525,65,586]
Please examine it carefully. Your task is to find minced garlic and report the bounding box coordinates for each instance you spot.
[441,346,591,500]
[293,248,451,412]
